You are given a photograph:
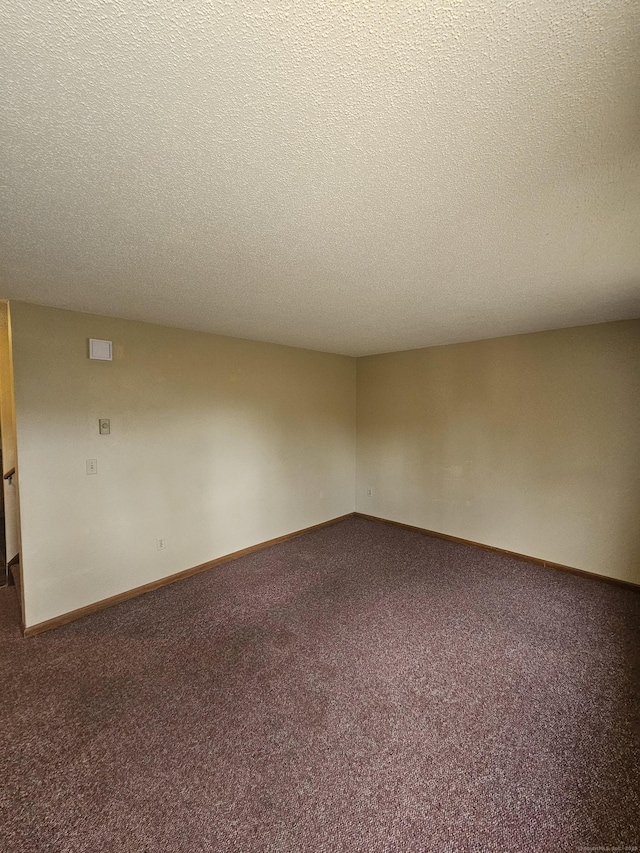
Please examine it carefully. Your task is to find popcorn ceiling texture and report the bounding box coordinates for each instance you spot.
[1,0,639,355]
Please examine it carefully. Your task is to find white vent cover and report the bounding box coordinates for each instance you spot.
[89,339,112,361]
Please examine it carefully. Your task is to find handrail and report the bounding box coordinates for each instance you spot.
[3,467,15,481]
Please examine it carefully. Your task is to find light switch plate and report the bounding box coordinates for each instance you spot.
[99,419,110,435]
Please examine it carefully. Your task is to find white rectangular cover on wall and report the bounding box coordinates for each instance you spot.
[89,338,112,360]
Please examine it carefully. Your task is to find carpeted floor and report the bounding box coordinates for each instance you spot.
[1,517,639,852]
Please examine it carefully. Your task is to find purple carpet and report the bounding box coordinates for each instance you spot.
[1,517,639,852]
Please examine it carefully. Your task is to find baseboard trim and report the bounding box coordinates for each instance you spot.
[24,513,356,638]
[24,510,638,637]
[354,512,640,592]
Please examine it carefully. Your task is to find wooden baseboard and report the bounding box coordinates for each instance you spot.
[354,512,640,592]
[22,510,638,637]
[23,513,356,638]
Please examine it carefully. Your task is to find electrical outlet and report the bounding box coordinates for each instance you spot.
[86,459,98,475]
[156,537,166,551]
[367,488,373,497]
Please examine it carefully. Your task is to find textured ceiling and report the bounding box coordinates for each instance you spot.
[1,1,639,356]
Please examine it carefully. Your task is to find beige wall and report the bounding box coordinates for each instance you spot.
[8,306,640,630]
[10,303,356,628]
[356,321,640,584]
